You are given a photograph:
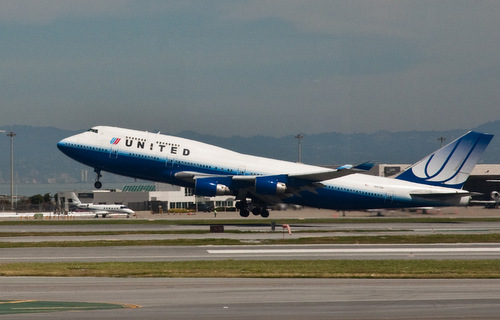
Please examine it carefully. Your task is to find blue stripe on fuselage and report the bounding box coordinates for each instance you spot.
[57,141,230,188]
[283,187,439,210]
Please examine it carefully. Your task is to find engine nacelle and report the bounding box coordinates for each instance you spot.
[491,191,500,203]
[195,178,231,196]
[255,176,287,195]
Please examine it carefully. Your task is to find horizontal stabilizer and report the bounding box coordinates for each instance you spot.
[410,191,469,199]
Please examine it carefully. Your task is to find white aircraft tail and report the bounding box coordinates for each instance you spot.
[67,192,82,205]
[395,131,493,189]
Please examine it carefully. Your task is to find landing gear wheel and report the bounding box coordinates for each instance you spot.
[261,209,270,218]
[94,168,103,189]
[239,209,250,217]
[251,208,261,216]
[236,201,246,210]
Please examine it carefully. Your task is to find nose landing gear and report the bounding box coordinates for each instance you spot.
[94,168,102,189]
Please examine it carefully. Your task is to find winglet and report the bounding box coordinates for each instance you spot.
[354,161,375,171]
[336,164,353,170]
[337,161,374,171]
[395,131,493,189]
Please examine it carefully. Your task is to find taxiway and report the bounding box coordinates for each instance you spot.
[1,277,499,320]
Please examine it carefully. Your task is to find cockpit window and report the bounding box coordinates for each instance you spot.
[87,128,99,134]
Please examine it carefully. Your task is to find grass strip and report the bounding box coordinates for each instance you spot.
[0,260,499,278]
[0,229,420,237]
[0,230,211,237]
[1,233,499,248]
[2,217,500,226]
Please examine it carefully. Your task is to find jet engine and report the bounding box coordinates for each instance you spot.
[195,178,231,196]
[491,191,500,203]
[254,176,287,195]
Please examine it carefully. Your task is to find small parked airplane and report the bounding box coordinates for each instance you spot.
[58,126,493,217]
[67,192,134,218]
[470,190,500,208]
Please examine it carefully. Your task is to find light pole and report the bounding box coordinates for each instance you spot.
[438,136,446,147]
[6,132,16,210]
[295,133,303,163]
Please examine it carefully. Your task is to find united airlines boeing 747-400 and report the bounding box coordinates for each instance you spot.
[57,126,493,217]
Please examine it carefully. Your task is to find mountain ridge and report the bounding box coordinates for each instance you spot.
[0,122,498,185]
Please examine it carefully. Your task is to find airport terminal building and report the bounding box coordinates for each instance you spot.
[57,183,234,214]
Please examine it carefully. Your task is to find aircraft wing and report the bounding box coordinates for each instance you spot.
[470,200,496,205]
[175,161,374,184]
[174,162,375,205]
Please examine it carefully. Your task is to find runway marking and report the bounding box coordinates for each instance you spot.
[0,255,203,261]
[0,300,138,315]
[0,300,36,305]
[207,247,500,254]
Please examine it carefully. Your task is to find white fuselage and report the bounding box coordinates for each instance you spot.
[57,126,473,210]
[75,203,135,215]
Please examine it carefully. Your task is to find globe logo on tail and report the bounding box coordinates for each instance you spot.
[397,131,493,189]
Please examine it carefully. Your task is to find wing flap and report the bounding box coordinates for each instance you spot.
[289,162,375,181]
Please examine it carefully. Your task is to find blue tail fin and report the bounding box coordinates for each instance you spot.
[395,131,493,189]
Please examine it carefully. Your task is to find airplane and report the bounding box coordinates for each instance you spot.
[470,190,500,208]
[67,192,135,218]
[57,126,493,218]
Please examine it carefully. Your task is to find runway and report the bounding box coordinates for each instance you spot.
[1,243,500,263]
[0,220,499,243]
[1,277,499,319]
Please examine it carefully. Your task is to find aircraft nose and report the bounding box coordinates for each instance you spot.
[57,135,80,157]
[57,138,71,154]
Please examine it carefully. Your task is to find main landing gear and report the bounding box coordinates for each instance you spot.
[236,200,270,218]
[94,168,102,189]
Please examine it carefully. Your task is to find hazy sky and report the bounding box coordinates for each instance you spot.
[1,1,500,137]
